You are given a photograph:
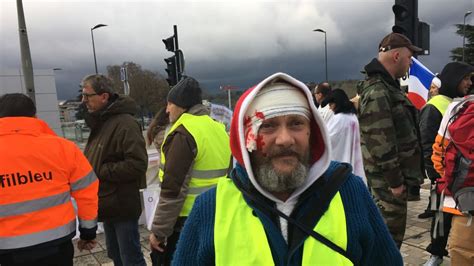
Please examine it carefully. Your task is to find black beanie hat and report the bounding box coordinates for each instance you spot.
[167,77,202,109]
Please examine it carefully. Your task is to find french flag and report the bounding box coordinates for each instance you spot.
[407,57,435,109]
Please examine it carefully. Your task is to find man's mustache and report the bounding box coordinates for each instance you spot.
[267,148,300,159]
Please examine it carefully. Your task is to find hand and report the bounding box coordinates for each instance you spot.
[149,233,165,252]
[390,184,406,198]
[350,94,360,110]
[77,239,97,251]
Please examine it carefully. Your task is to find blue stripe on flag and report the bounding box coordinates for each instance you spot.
[409,57,435,90]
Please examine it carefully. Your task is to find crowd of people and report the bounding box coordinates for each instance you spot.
[1,31,473,266]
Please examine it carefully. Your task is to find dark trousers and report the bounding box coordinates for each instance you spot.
[371,186,407,249]
[151,217,186,266]
[0,240,73,266]
[427,193,453,258]
[103,219,146,266]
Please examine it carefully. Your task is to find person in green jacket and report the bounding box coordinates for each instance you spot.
[358,32,424,248]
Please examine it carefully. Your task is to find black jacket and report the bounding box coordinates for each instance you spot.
[419,104,444,180]
[84,95,148,222]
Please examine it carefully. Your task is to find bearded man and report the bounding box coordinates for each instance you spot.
[171,72,402,265]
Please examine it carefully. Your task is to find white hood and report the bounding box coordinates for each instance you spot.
[229,72,332,203]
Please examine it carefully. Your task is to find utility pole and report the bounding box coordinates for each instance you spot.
[173,25,182,82]
[313,29,328,81]
[91,24,107,74]
[463,11,472,62]
[16,0,35,103]
[120,65,130,95]
[221,85,237,109]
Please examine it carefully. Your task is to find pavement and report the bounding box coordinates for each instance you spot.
[73,183,450,266]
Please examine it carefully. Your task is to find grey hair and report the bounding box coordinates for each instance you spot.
[255,161,308,193]
[81,74,115,95]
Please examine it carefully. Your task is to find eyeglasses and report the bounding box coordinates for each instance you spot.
[81,92,98,99]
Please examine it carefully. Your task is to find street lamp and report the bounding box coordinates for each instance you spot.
[313,28,328,82]
[91,24,107,74]
[463,11,472,62]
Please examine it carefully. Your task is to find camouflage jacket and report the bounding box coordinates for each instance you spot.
[357,59,423,188]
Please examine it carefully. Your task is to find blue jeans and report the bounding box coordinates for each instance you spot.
[103,219,146,266]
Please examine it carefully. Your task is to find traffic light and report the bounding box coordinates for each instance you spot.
[417,21,430,55]
[163,25,185,87]
[165,56,178,86]
[163,36,175,52]
[392,0,417,44]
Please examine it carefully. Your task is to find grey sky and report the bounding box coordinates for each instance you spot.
[1,0,473,100]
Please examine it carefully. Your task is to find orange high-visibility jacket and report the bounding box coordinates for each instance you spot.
[0,117,98,250]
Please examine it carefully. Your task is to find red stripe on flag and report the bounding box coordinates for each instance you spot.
[407,92,426,110]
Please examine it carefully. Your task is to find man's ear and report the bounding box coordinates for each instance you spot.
[392,50,400,62]
[101,92,110,103]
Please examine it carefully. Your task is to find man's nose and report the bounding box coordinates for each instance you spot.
[275,127,295,147]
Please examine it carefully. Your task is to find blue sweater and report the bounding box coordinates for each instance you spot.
[173,162,403,265]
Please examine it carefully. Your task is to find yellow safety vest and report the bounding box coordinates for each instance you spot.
[159,113,230,217]
[214,178,353,266]
[427,95,451,115]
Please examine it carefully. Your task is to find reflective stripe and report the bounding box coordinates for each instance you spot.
[163,113,231,217]
[188,184,217,194]
[0,191,70,218]
[0,219,76,249]
[191,168,228,179]
[71,170,97,191]
[79,218,98,229]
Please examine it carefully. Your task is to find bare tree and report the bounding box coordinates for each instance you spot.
[107,62,170,115]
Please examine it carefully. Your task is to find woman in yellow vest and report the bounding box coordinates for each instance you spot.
[172,73,402,265]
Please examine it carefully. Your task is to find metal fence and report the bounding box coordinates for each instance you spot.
[61,119,149,144]
[61,122,90,143]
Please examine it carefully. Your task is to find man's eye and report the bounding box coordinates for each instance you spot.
[260,123,274,129]
[290,120,304,127]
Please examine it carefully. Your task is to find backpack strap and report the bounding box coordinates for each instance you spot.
[433,188,446,238]
[438,98,473,172]
[300,164,352,231]
[234,164,354,264]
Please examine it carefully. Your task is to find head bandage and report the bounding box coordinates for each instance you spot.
[244,82,310,152]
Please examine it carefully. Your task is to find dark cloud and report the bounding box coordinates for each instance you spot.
[1,0,473,100]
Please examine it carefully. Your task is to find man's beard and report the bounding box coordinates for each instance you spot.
[253,148,310,193]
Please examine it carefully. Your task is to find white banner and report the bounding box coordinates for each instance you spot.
[210,103,233,131]
[143,186,161,230]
